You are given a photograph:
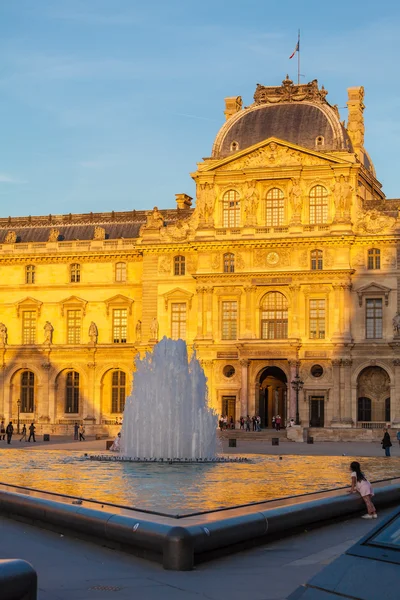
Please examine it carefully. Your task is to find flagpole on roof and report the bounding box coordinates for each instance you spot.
[297,29,300,85]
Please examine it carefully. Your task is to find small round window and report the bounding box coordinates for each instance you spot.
[311,364,324,378]
[223,365,235,378]
[230,141,239,152]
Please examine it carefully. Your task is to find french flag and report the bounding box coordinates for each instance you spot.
[289,40,299,59]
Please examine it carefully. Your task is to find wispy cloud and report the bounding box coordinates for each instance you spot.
[0,173,25,184]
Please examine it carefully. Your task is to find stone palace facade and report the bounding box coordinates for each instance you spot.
[0,76,399,437]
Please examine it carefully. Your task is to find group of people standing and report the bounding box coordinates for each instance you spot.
[73,422,86,441]
[271,415,282,430]
[0,421,36,444]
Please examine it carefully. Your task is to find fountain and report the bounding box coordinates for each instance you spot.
[121,337,217,460]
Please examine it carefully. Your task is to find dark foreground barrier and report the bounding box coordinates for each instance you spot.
[0,482,399,571]
[0,559,37,599]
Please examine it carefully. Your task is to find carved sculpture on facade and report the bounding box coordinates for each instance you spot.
[44,321,53,344]
[48,228,60,242]
[4,231,16,244]
[220,142,321,172]
[358,366,390,400]
[332,175,353,221]
[357,209,396,233]
[196,182,215,225]
[243,180,259,225]
[254,76,329,105]
[0,323,7,345]
[162,218,191,241]
[89,321,98,344]
[158,256,170,274]
[135,320,142,342]
[93,226,106,240]
[150,317,159,340]
[288,178,302,222]
[393,314,400,337]
[145,207,164,230]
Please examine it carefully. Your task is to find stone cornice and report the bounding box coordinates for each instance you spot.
[193,269,354,282]
[0,253,143,265]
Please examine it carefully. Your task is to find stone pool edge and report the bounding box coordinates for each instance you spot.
[0,483,399,571]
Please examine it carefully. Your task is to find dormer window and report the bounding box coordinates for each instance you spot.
[230,141,239,152]
[315,136,324,148]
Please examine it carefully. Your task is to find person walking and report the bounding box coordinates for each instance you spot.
[0,420,5,441]
[74,422,79,441]
[28,422,36,442]
[6,421,13,444]
[20,424,27,442]
[79,423,85,441]
[275,415,281,431]
[381,428,392,457]
[246,415,251,432]
[349,461,377,519]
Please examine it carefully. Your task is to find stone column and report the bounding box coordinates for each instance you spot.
[48,382,56,424]
[331,283,342,340]
[196,287,205,339]
[204,286,214,340]
[87,362,96,421]
[288,360,299,420]
[240,359,250,417]
[331,359,341,425]
[342,359,353,425]
[392,359,400,426]
[41,362,51,422]
[342,284,353,342]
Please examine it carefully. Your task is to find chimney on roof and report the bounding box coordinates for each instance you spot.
[224,96,243,120]
[175,193,192,209]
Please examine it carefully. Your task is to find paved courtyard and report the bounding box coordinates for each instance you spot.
[0,507,393,600]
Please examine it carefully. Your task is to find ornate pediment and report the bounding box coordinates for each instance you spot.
[15,297,43,317]
[162,288,193,310]
[355,282,391,306]
[105,294,134,315]
[60,295,88,316]
[211,139,345,172]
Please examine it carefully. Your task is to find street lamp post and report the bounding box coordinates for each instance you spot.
[291,370,304,426]
[17,399,21,434]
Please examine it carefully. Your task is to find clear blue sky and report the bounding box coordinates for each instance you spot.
[0,0,398,217]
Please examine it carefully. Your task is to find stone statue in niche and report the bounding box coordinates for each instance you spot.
[197,182,215,224]
[243,180,259,225]
[4,231,16,244]
[48,228,60,242]
[135,320,142,342]
[93,226,106,240]
[89,321,98,344]
[333,175,352,220]
[288,178,302,222]
[150,317,159,340]
[0,323,7,345]
[44,321,54,344]
[393,314,400,337]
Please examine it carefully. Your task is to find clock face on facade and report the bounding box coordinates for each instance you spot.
[266,251,279,265]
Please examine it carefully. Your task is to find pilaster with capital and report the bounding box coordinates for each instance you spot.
[392,358,400,425]
[342,359,353,424]
[243,285,256,337]
[331,359,341,423]
[204,286,214,340]
[239,359,250,417]
[342,284,353,342]
[289,284,300,337]
[196,287,205,339]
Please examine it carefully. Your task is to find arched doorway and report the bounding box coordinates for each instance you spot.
[357,366,390,424]
[258,367,287,428]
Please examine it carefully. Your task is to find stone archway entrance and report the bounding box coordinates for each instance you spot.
[357,366,390,424]
[258,367,287,428]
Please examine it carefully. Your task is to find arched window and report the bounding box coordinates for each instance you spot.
[65,371,79,413]
[309,185,328,224]
[222,190,240,228]
[70,263,81,283]
[111,371,126,413]
[230,141,239,152]
[266,188,285,226]
[115,262,127,282]
[21,371,34,413]
[311,249,323,270]
[368,248,380,270]
[261,292,288,339]
[223,253,235,273]
[25,265,35,284]
[358,397,371,422]
[174,255,185,276]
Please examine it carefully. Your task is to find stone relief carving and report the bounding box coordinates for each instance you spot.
[186,254,198,273]
[135,320,142,342]
[288,178,302,220]
[93,226,106,240]
[357,210,396,234]
[162,219,191,241]
[196,182,215,224]
[383,250,397,269]
[254,76,329,106]
[324,249,334,268]
[358,366,390,399]
[219,142,321,172]
[254,250,266,268]
[352,250,365,268]
[298,250,309,268]
[236,253,245,269]
[150,317,159,340]
[0,323,7,345]
[48,228,60,242]
[393,314,400,336]
[144,207,164,229]
[4,231,16,244]
[43,321,54,344]
[158,256,171,275]
[243,180,259,226]
[332,175,352,221]
[89,321,98,344]
[211,253,220,271]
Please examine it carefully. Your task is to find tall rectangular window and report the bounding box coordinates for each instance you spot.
[311,249,323,270]
[22,311,36,344]
[222,301,237,340]
[113,308,127,343]
[25,265,35,284]
[309,299,326,339]
[222,190,240,227]
[368,249,380,270]
[111,371,126,413]
[115,262,127,282]
[266,188,285,226]
[67,310,81,344]
[70,263,81,283]
[171,303,186,340]
[366,298,382,339]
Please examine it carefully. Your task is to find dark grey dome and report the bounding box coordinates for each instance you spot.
[213,102,353,159]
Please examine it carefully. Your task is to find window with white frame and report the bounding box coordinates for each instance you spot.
[309,185,328,224]
[266,188,285,226]
[221,301,237,340]
[22,310,36,344]
[171,302,187,340]
[113,308,127,343]
[366,298,382,339]
[309,299,326,339]
[70,263,81,283]
[367,248,380,270]
[67,309,81,344]
[260,292,288,339]
[115,262,127,282]
[222,190,240,228]
[25,265,35,284]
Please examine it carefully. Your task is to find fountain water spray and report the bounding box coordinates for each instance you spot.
[121,337,218,460]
